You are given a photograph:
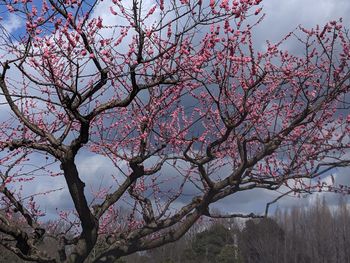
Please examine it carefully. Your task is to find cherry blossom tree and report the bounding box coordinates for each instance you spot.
[0,0,349,262]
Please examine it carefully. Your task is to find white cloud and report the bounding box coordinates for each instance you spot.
[1,14,23,34]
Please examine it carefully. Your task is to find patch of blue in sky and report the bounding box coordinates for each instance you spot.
[0,0,101,38]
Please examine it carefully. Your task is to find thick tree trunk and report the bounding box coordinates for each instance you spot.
[61,158,98,263]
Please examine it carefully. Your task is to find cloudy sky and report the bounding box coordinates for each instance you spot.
[219,0,350,215]
[1,0,350,220]
[211,0,350,214]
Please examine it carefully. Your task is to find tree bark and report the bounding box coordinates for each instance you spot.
[61,158,98,263]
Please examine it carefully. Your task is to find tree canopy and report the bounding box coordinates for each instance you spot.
[0,0,349,262]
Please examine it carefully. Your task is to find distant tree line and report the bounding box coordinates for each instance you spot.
[1,196,350,263]
[121,196,350,263]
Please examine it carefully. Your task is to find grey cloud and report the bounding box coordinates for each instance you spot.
[250,0,350,55]
[34,0,350,218]
[17,151,126,219]
[3,0,350,220]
